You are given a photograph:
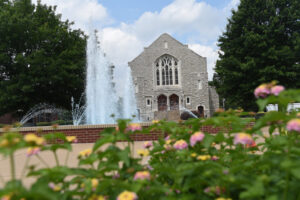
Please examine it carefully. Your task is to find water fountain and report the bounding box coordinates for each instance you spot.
[85,30,119,124]
[20,29,138,126]
[85,30,138,124]
[20,103,63,125]
[179,106,199,119]
[71,96,86,125]
[122,66,138,120]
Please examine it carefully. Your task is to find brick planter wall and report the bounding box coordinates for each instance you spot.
[0,122,254,143]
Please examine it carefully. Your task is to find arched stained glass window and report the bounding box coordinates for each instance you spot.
[175,68,178,84]
[169,68,173,85]
[162,69,165,85]
[156,69,160,85]
[165,65,169,85]
[155,55,179,86]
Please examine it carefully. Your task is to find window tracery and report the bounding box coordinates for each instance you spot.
[155,55,179,86]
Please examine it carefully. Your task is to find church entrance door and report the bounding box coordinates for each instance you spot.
[158,95,167,111]
[198,106,204,118]
[169,94,179,110]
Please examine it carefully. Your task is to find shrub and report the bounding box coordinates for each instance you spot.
[36,122,51,126]
[0,83,300,199]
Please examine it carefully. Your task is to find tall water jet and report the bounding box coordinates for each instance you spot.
[122,66,138,121]
[85,30,119,124]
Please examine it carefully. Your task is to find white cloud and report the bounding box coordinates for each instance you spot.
[121,0,225,43]
[34,0,110,31]
[100,28,143,66]
[188,44,219,80]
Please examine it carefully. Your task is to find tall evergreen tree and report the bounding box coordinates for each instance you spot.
[213,0,300,111]
[0,0,86,116]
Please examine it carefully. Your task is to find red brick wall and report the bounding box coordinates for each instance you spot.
[0,123,254,143]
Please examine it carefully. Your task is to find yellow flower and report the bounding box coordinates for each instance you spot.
[66,136,77,143]
[1,194,11,200]
[2,126,11,132]
[24,134,45,145]
[215,198,232,200]
[197,155,211,161]
[137,149,149,157]
[117,191,138,200]
[0,137,20,148]
[88,194,105,200]
[152,120,159,124]
[165,139,172,145]
[91,178,99,189]
[48,182,62,192]
[190,153,197,158]
[26,147,40,157]
[0,139,9,147]
[79,148,92,157]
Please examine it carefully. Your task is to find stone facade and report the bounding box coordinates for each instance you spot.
[129,33,219,121]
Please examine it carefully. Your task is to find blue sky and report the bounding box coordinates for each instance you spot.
[101,0,233,24]
[34,0,239,80]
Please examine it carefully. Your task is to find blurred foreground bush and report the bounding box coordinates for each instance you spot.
[0,83,300,200]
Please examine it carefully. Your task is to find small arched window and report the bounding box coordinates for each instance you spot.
[155,55,179,86]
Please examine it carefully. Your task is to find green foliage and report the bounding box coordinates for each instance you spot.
[213,0,300,111]
[0,87,300,199]
[36,122,51,126]
[0,0,87,116]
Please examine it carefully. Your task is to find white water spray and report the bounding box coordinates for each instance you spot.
[122,66,138,120]
[85,30,119,124]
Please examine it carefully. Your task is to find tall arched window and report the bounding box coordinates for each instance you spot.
[156,69,160,85]
[162,69,165,85]
[175,68,179,84]
[155,55,179,86]
[165,65,169,85]
[169,68,173,84]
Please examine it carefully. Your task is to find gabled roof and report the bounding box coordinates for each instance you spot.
[128,33,204,65]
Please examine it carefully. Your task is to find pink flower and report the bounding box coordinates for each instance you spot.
[271,85,284,96]
[133,171,150,180]
[204,187,210,193]
[164,135,170,141]
[190,131,205,147]
[113,173,120,179]
[26,147,40,157]
[254,84,270,98]
[287,119,300,133]
[143,141,153,148]
[173,139,188,150]
[211,155,219,161]
[147,165,154,171]
[234,133,254,146]
[126,123,142,132]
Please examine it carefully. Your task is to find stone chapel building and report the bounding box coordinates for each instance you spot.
[129,33,219,121]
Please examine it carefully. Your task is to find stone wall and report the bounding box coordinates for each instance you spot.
[129,33,213,121]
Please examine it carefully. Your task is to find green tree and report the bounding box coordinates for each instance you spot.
[213,0,300,111]
[0,0,86,116]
